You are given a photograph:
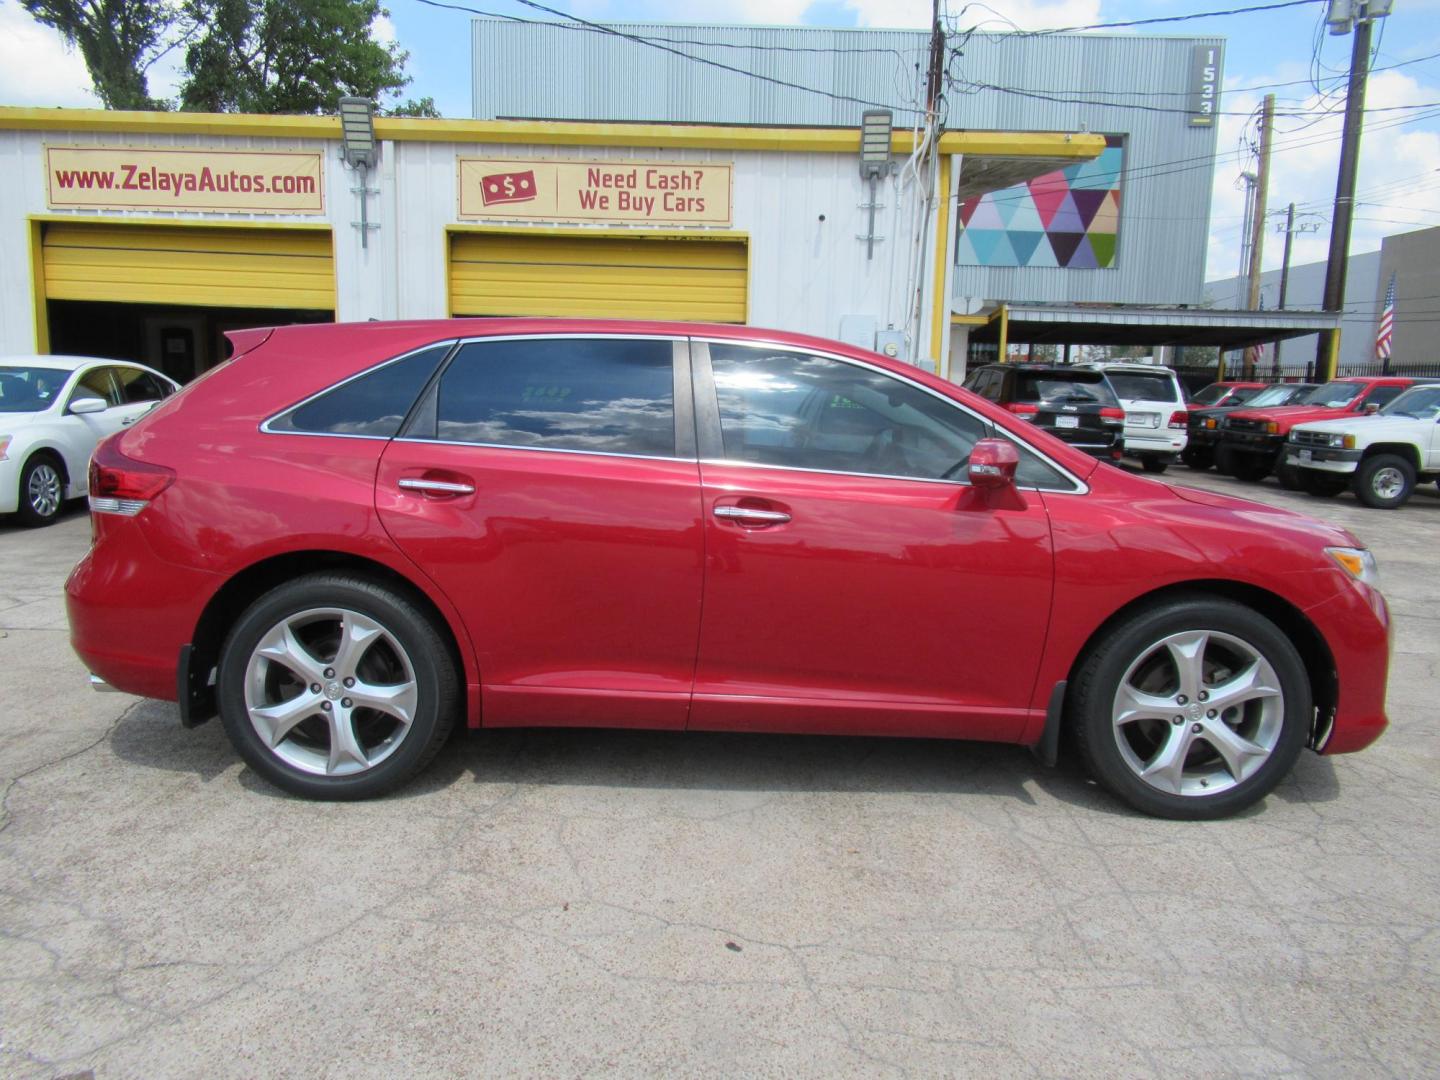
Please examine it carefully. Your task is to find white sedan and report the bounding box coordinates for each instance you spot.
[0,355,179,526]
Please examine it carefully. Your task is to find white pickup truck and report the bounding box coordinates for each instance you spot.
[1284,383,1440,509]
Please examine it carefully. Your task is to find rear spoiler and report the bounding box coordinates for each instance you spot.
[223,326,276,361]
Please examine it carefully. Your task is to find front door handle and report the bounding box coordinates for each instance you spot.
[398,477,475,497]
[714,505,791,525]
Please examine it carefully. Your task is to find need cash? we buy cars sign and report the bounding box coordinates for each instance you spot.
[45,146,325,214]
[458,159,732,226]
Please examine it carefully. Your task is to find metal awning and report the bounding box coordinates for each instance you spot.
[968,304,1342,349]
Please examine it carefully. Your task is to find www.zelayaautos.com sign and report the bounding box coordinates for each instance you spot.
[45,146,325,214]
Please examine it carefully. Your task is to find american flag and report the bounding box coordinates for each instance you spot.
[1376,272,1397,361]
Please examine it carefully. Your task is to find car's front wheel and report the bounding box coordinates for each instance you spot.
[1352,453,1415,510]
[1140,456,1169,474]
[17,453,65,527]
[1071,596,1310,819]
[217,574,459,799]
[1180,447,1212,471]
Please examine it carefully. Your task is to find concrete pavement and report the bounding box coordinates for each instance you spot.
[1,474,1436,1078]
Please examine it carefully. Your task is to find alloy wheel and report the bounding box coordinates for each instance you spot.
[27,463,62,518]
[1110,629,1285,797]
[243,607,419,777]
[1370,466,1406,501]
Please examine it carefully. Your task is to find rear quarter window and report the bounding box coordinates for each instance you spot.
[268,344,451,437]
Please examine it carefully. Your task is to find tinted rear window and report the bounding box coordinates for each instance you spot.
[271,344,450,437]
[1106,372,1180,403]
[1013,372,1118,407]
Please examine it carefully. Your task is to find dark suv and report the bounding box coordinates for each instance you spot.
[963,364,1124,459]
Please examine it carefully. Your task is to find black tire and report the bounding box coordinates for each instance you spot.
[1213,445,1240,477]
[1140,456,1169,474]
[217,573,459,800]
[1230,456,1272,483]
[1276,465,1304,491]
[1352,453,1415,510]
[16,453,66,527]
[1299,471,1346,498]
[1071,595,1311,820]
[1180,447,1212,471]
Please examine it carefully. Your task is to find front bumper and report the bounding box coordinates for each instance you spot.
[1219,431,1284,457]
[1187,427,1222,449]
[0,455,19,515]
[1306,578,1391,755]
[1285,445,1361,475]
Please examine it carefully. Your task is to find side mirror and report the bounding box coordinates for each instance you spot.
[968,438,1020,489]
[69,396,107,415]
[1363,403,1381,415]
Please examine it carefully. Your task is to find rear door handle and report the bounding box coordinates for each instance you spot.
[714,505,791,525]
[398,477,475,497]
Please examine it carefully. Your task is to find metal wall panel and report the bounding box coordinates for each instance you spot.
[471,21,1222,307]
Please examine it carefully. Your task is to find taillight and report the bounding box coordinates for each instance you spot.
[1168,410,1188,429]
[1006,402,1039,420]
[88,435,174,517]
[1100,407,1125,426]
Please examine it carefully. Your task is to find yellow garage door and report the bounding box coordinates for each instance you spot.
[42,223,335,310]
[450,233,747,323]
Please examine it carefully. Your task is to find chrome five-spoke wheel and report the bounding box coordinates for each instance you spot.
[244,607,418,777]
[1073,596,1310,819]
[1111,630,1283,797]
[218,574,458,799]
[18,456,64,526]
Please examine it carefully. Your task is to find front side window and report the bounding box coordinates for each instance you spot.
[72,367,122,408]
[1382,386,1440,419]
[709,345,989,482]
[270,344,451,437]
[434,337,676,458]
[1363,384,1407,410]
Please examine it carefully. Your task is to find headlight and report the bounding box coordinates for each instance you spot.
[1219,417,1230,429]
[1326,546,1380,589]
[0,435,10,461]
[1327,433,1356,449]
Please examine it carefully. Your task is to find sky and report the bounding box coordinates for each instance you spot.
[2,0,1438,293]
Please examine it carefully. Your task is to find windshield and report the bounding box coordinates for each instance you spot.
[1381,385,1440,420]
[0,366,67,413]
[1247,384,1309,407]
[1013,372,1119,407]
[1190,383,1231,405]
[1106,372,1180,403]
[1302,382,1364,408]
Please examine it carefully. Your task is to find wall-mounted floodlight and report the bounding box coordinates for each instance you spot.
[338,96,377,169]
[858,109,893,261]
[859,109,893,179]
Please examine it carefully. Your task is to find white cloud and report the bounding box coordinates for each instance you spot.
[372,12,398,44]
[843,0,1102,30]
[0,1,99,107]
[1207,64,1440,286]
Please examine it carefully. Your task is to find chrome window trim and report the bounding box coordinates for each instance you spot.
[394,435,695,465]
[260,341,459,438]
[695,335,1089,495]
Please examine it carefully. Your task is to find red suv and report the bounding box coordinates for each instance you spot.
[1216,376,1422,482]
[67,321,1391,819]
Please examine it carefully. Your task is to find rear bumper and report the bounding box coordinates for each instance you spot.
[1123,433,1185,455]
[66,515,218,701]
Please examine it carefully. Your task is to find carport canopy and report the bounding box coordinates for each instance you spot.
[970,304,1342,350]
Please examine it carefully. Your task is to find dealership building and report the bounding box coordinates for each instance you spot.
[0,21,1336,384]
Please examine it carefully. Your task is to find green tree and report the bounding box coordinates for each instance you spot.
[20,0,187,109]
[179,0,410,114]
[385,96,439,118]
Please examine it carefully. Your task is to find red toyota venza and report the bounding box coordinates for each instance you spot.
[66,321,1391,818]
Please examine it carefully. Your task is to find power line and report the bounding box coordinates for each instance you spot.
[955,0,1323,35]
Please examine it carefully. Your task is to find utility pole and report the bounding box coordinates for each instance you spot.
[1274,202,1296,373]
[1316,0,1394,380]
[1243,94,1275,378]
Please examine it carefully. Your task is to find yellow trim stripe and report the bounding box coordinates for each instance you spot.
[29,221,49,354]
[0,107,1104,159]
[929,154,952,368]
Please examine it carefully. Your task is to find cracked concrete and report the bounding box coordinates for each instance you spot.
[0,474,1436,1079]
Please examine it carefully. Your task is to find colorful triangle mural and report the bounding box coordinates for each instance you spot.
[957,134,1125,270]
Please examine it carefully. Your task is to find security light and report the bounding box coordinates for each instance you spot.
[338,96,377,169]
[860,109,893,179]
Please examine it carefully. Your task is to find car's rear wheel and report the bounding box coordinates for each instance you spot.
[1180,447,1212,470]
[217,574,458,799]
[1276,465,1304,491]
[1071,596,1310,820]
[1352,453,1415,510]
[17,453,65,527]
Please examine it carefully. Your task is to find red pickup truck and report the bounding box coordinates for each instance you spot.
[1215,376,1423,482]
